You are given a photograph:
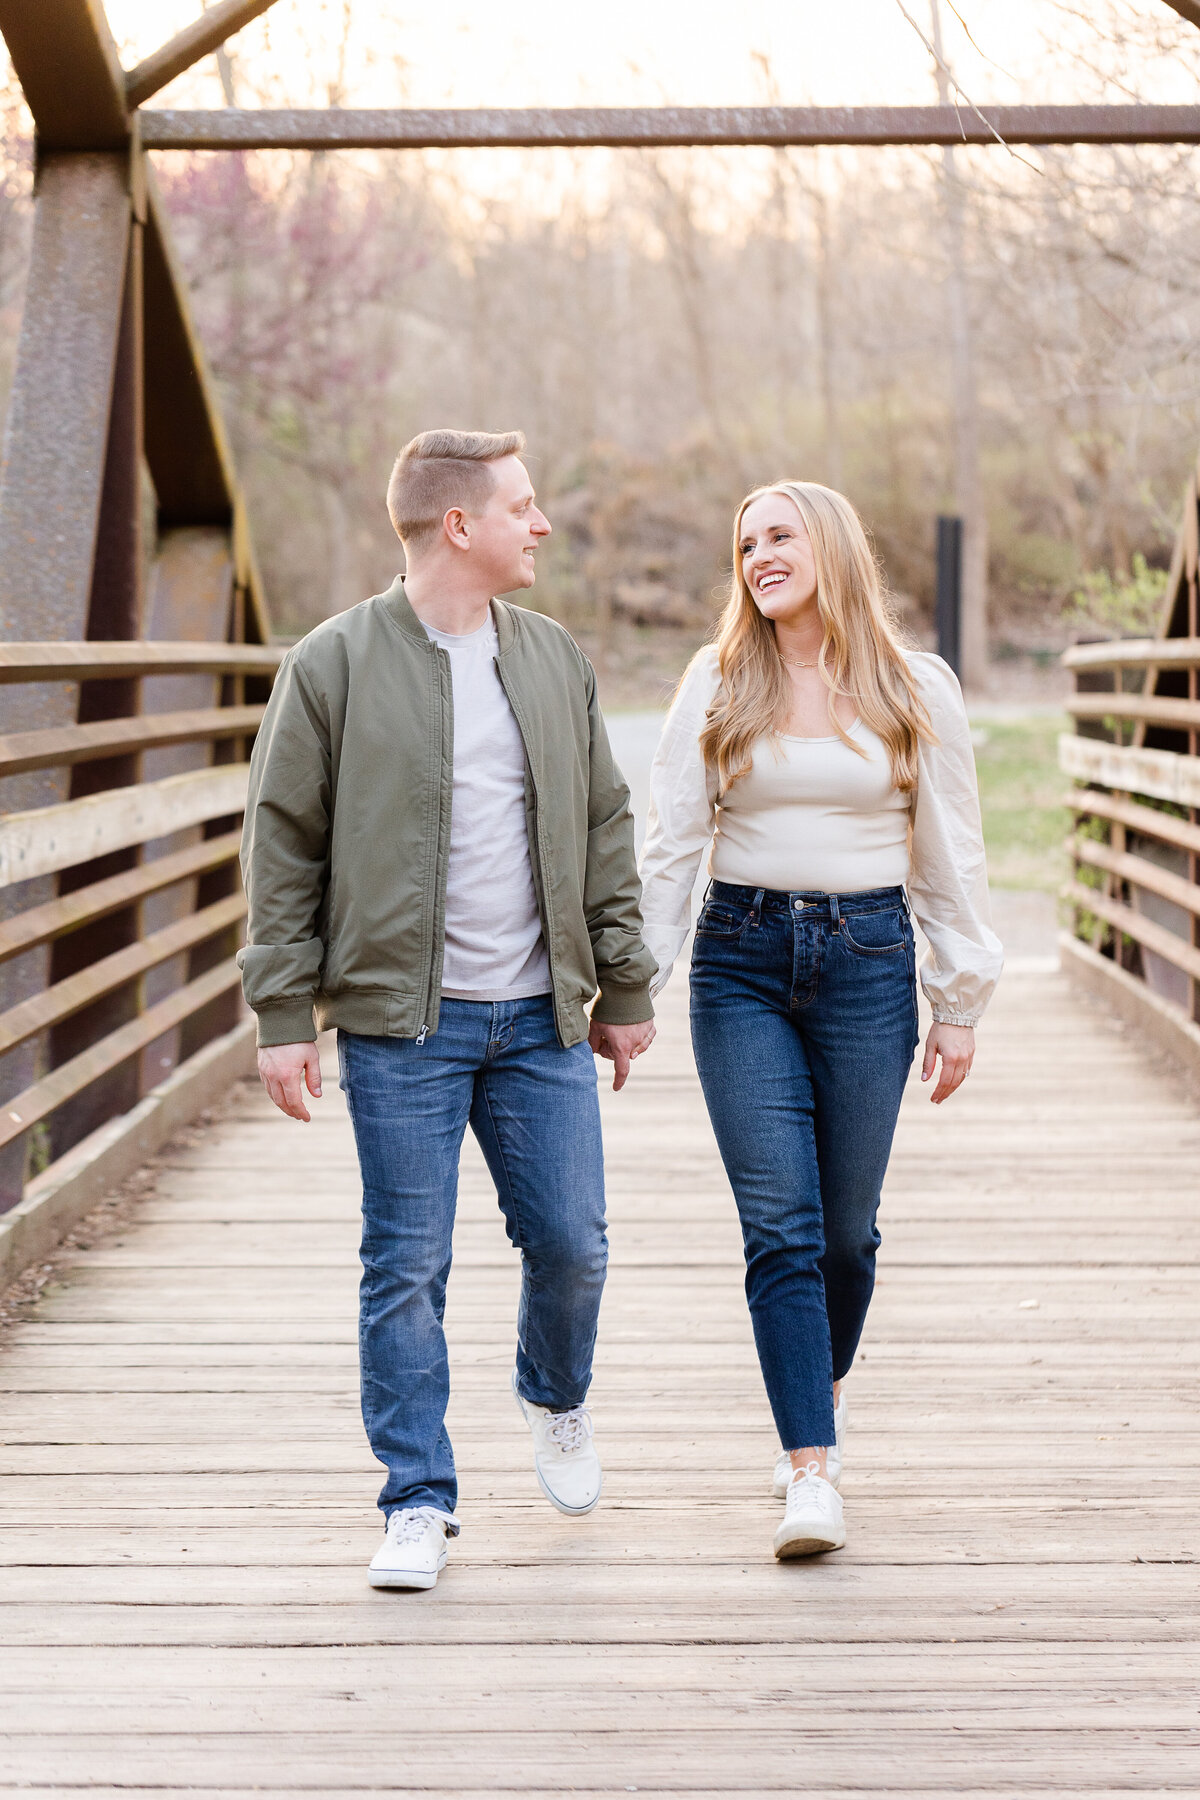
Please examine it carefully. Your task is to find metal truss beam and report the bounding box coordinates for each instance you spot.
[0,153,133,634]
[137,102,1200,153]
[142,170,270,645]
[125,0,283,110]
[0,0,127,150]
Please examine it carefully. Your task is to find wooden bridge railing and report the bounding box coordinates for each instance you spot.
[1060,634,1200,1072]
[0,640,282,1260]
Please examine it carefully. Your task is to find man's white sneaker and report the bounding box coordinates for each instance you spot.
[772,1390,847,1498]
[367,1506,451,1590]
[511,1368,602,1515]
[773,1461,846,1560]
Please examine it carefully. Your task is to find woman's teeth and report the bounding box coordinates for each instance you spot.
[758,572,787,590]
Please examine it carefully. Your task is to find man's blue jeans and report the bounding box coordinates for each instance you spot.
[689,882,920,1454]
[338,997,607,1521]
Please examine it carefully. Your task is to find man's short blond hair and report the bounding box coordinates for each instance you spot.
[386,428,526,552]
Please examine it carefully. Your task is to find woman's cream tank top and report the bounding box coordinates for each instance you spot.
[709,719,910,894]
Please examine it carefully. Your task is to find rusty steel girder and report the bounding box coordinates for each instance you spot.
[137,102,1200,153]
[125,0,280,109]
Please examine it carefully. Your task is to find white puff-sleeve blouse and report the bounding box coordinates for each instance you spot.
[638,645,1003,1028]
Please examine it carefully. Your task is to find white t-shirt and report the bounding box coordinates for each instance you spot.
[423,614,552,1002]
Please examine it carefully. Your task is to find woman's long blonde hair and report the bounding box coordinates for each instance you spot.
[698,481,934,792]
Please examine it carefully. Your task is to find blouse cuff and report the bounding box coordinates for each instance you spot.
[931,1008,980,1028]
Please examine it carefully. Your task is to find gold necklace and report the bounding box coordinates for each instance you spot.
[778,651,820,669]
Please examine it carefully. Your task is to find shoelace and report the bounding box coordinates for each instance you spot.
[787,1460,831,1509]
[546,1404,593,1455]
[386,1506,445,1545]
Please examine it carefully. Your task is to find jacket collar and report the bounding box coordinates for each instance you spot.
[382,574,518,654]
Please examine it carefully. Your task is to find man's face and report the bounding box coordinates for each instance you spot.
[464,455,551,593]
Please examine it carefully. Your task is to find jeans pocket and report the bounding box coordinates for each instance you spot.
[695,903,751,938]
[839,909,909,956]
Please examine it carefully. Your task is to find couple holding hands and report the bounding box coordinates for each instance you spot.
[240,427,1001,1589]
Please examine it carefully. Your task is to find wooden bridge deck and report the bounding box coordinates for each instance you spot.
[2,964,1199,1795]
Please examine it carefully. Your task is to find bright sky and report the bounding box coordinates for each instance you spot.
[103,0,1199,112]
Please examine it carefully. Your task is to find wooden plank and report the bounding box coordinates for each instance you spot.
[0,829,241,966]
[1068,691,1200,731]
[1,1728,1199,1789]
[1058,732,1200,807]
[0,893,245,1057]
[0,960,241,1153]
[0,764,249,887]
[1060,932,1200,1094]
[0,642,283,683]
[1063,635,1200,670]
[2,935,1199,1789]
[1062,880,1200,981]
[0,1018,255,1292]
[1067,786,1200,857]
[0,705,265,779]
[138,103,1200,151]
[125,1,283,108]
[1070,835,1200,917]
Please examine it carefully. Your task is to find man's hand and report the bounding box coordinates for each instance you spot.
[589,1018,656,1092]
[921,1022,974,1105]
[258,1042,323,1121]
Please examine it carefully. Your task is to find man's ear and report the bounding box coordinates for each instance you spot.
[444,507,471,550]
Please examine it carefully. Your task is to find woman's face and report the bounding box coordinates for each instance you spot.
[738,492,819,624]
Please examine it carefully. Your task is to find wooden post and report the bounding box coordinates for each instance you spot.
[935,515,963,678]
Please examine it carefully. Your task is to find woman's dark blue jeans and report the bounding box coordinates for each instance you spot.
[689,881,920,1453]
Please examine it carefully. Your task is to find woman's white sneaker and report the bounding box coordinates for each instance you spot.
[511,1368,602,1515]
[772,1391,847,1498]
[773,1461,846,1559]
[367,1507,451,1589]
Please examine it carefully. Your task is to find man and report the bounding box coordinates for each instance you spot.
[239,428,656,1591]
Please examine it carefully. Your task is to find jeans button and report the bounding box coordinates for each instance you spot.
[793,899,804,911]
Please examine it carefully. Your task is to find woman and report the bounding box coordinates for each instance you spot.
[639,481,1002,1561]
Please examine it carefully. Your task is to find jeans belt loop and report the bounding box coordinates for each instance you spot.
[751,886,765,926]
[828,892,841,929]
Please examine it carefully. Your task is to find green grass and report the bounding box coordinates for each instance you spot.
[970,713,1070,893]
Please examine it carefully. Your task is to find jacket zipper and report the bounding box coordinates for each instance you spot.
[495,657,558,1033]
[417,644,453,1042]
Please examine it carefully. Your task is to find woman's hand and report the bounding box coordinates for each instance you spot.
[921,1022,974,1104]
[589,1018,656,1091]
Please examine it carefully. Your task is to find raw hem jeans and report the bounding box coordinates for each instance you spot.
[689,882,919,1453]
[339,996,607,1520]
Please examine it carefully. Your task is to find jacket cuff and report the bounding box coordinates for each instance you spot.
[253,998,319,1047]
[590,982,655,1026]
[931,1008,980,1028]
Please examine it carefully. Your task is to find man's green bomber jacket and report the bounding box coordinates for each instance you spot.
[238,576,657,1050]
